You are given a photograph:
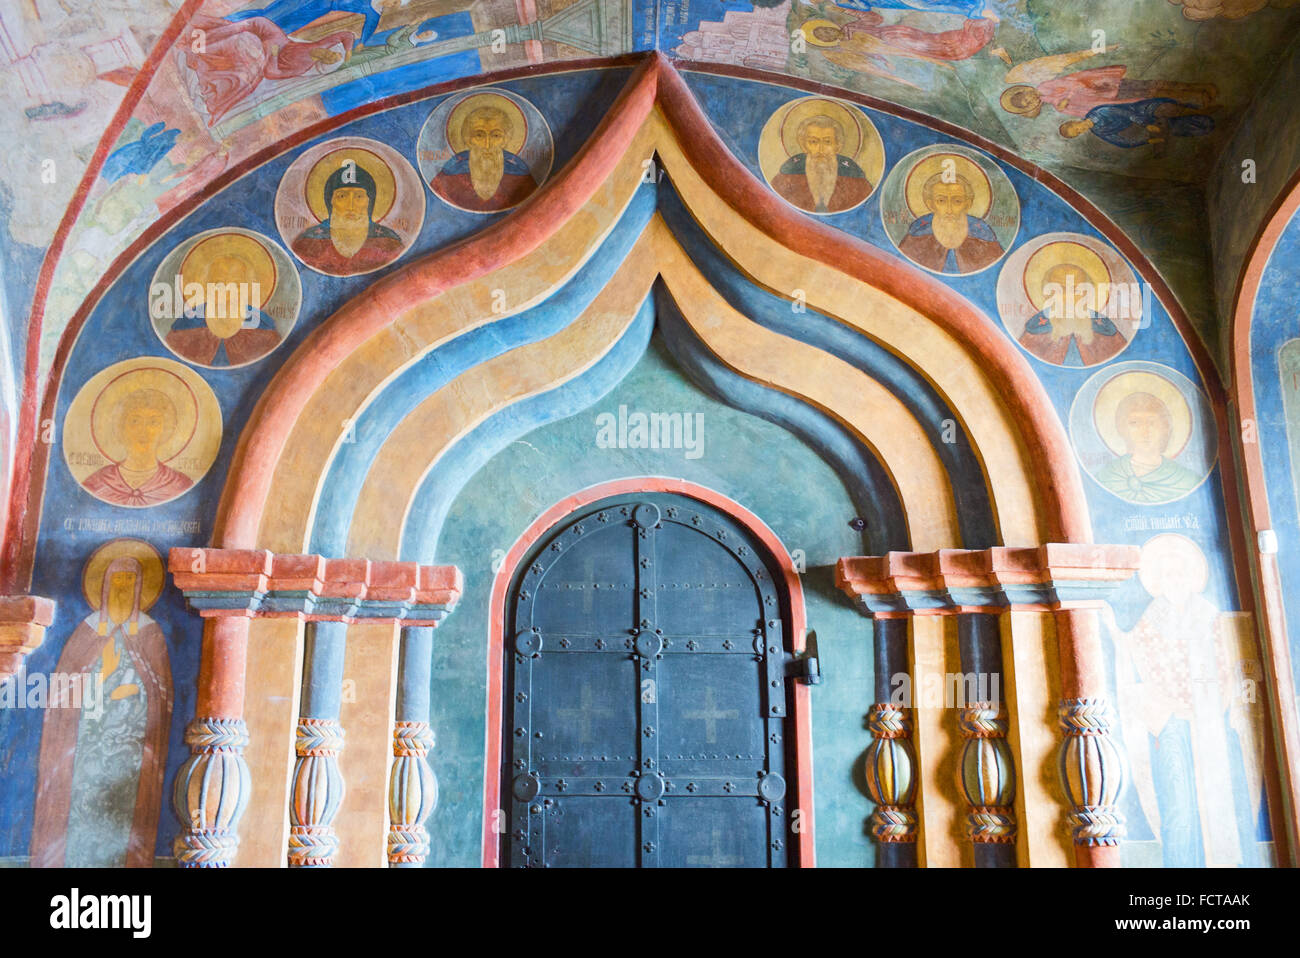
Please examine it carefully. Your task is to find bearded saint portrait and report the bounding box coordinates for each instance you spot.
[769,113,875,215]
[291,161,405,275]
[897,172,1004,273]
[429,104,540,213]
[1018,257,1126,367]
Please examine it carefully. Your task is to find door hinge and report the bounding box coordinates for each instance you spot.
[786,654,821,686]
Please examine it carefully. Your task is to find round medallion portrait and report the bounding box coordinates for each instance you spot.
[62,357,223,509]
[275,136,424,277]
[1069,361,1217,506]
[417,88,553,214]
[148,227,302,369]
[879,144,1019,276]
[996,232,1142,368]
[757,95,885,216]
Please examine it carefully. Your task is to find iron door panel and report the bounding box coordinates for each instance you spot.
[529,524,636,636]
[506,493,794,868]
[657,653,765,773]
[657,798,774,868]
[653,520,763,636]
[541,797,638,868]
[531,652,639,775]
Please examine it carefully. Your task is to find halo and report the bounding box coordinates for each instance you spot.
[304,147,397,223]
[903,152,993,219]
[1022,240,1111,313]
[89,366,199,465]
[999,85,1040,117]
[799,19,843,47]
[1137,533,1208,599]
[1092,370,1193,458]
[779,97,864,159]
[179,232,276,309]
[446,92,528,156]
[81,538,165,613]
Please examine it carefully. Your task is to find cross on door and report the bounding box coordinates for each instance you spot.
[682,686,739,743]
[686,827,740,866]
[555,683,615,741]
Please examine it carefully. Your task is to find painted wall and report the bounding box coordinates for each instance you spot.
[1246,200,1300,766]
[0,62,1277,867]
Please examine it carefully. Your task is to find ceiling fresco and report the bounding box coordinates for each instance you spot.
[4,0,1300,384]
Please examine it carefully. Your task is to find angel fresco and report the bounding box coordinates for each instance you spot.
[999,47,1217,121]
[1059,99,1215,151]
[30,540,173,867]
[1103,535,1268,867]
[224,0,449,50]
[793,5,999,88]
[830,0,989,15]
[183,13,355,126]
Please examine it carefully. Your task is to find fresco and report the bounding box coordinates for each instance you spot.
[3,0,1299,390]
[878,142,1017,274]
[30,538,172,868]
[62,357,223,509]
[1106,533,1269,867]
[996,231,1142,367]
[0,52,1282,869]
[275,136,425,276]
[1069,361,1217,505]
[149,227,303,369]
[418,88,553,213]
[757,96,884,215]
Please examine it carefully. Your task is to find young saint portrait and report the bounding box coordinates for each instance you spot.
[62,358,223,508]
[1069,362,1217,505]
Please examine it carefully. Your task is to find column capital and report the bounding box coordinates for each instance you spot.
[835,544,1140,617]
[169,549,463,626]
[0,594,57,681]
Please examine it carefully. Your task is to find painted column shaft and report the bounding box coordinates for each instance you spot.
[867,617,918,867]
[289,619,348,867]
[389,626,438,867]
[956,612,1017,868]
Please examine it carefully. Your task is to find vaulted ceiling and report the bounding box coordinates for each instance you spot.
[3,0,1299,382]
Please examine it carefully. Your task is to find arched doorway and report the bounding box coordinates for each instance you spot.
[499,491,801,867]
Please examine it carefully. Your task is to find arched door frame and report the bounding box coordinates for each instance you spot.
[483,476,813,866]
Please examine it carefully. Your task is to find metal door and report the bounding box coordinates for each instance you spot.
[503,493,795,867]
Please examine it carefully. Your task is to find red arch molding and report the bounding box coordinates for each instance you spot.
[1227,168,1300,865]
[481,476,815,867]
[4,53,1252,619]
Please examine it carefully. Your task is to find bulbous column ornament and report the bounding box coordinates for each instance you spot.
[864,703,918,843]
[1058,697,1127,847]
[957,703,1017,844]
[172,717,251,868]
[288,717,346,867]
[388,720,438,865]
